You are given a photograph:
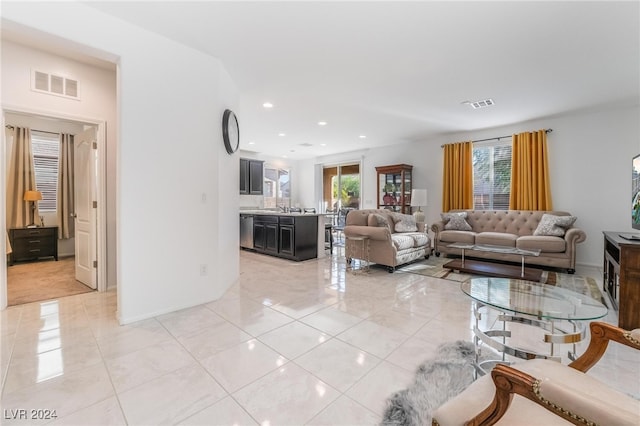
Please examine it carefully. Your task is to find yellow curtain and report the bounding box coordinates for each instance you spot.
[509,130,552,210]
[442,141,473,211]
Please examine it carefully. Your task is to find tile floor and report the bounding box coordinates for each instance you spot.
[1,249,638,425]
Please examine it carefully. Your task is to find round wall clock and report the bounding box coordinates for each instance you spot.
[222,109,240,154]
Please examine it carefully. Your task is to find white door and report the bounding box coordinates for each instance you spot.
[74,127,97,289]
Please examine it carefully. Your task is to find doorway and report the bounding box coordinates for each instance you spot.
[323,163,361,211]
[3,111,106,306]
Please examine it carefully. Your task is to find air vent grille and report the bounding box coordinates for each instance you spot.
[469,99,494,109]
[31,70,80,100]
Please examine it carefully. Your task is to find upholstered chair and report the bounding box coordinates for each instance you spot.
[432,321,640,425]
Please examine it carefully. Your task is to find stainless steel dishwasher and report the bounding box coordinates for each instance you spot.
[240,214,254,249]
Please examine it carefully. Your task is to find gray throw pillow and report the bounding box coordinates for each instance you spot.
[441,212,472,231]
[368,213,391,232]
[534,214,577,237]
[392,213,418,233]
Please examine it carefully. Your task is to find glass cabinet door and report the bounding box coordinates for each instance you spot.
[375,164,413,214]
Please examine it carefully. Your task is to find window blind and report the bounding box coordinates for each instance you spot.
[473,140,512,210]
[31,131,60,212]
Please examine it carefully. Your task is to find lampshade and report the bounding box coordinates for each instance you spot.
[410,189,427,207]
[24,190,43,201]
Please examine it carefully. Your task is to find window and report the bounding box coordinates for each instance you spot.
[31,131,59,212]
[263,166,290,209]
[473,141,512,210]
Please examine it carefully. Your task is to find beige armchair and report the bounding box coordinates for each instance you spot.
[432,322,640,425]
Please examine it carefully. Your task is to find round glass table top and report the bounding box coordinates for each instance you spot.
[461,277,608,321]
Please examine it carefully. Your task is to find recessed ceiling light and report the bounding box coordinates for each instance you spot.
[278,133,286,137]
[359,135,367,139]
[320,143,327,146]
[248,141,255,145]
[263,102,274,108]
[318,121,327,126]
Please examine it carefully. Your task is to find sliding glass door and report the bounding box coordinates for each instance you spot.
[322,163,360,212]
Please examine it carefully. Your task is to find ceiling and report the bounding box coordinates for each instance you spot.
[8,1,640,160]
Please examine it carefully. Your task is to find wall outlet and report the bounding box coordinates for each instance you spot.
[199,264,208,276]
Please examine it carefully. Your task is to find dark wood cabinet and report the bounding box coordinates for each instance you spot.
[9,226,58,265]
[376,164,413,214]
[240,158,264,195]
[603,231,640,329]
[251,214,317,261]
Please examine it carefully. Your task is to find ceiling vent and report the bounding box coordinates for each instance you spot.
[32,70,80,100]
[298,143,313,147]
[466,98,494,109]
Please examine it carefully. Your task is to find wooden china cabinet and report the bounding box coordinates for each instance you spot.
[376,164,413,214]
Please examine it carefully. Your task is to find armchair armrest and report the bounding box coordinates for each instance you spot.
[462,322,640,426]
[467,362,639,426]
[569,321,640,372]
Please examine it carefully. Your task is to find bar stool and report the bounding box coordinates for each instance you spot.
[324,223,333,254]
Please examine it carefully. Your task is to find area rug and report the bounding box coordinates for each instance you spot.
[381,340,487,426]
[397,256,607,305]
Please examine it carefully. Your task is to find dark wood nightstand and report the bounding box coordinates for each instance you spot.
[8,226,58,266]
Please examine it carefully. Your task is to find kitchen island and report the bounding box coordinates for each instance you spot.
[239,211,325,261]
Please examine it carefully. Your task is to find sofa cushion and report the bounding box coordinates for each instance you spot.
[476,232,517,247]
[517,236,566,253]
[409,232,430,247]
[439,230,476,244]
[392,213,418,232]
[534,214,577,237]
[442,212,472,231]
[391,234,416,250]
[368,213,392,232]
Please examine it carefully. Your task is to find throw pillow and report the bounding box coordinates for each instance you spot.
[368,213,392,232]
[392,213,418,232]
[441,212,472,231]
[534,214,577,237]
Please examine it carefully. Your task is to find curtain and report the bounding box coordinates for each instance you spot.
[6,127,38,228]
[509,129,553,210]
[57,133,75,238]
[442,141,474,211]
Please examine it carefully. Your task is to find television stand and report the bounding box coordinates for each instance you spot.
[619,233,640,241]
[603,232,640,329]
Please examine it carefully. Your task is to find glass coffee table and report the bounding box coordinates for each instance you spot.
[462,277,608,376]
[445,243,543,281]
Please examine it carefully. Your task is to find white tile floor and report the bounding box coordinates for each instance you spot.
[1,250,638,425]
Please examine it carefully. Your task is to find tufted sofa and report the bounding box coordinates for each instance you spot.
[344,209,431,272]
[431,210,586,273]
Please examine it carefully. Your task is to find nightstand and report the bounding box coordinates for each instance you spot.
[8,226,58,266]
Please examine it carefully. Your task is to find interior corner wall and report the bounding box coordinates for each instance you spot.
[1,2,240,321]
[302,103,640,268]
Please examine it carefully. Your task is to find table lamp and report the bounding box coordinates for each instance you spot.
[410,189,427,223]
[24,190,42,227]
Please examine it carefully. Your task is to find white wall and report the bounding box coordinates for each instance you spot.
[2,40,118,283]
[2,2,240,322]
[301,103,640,268]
